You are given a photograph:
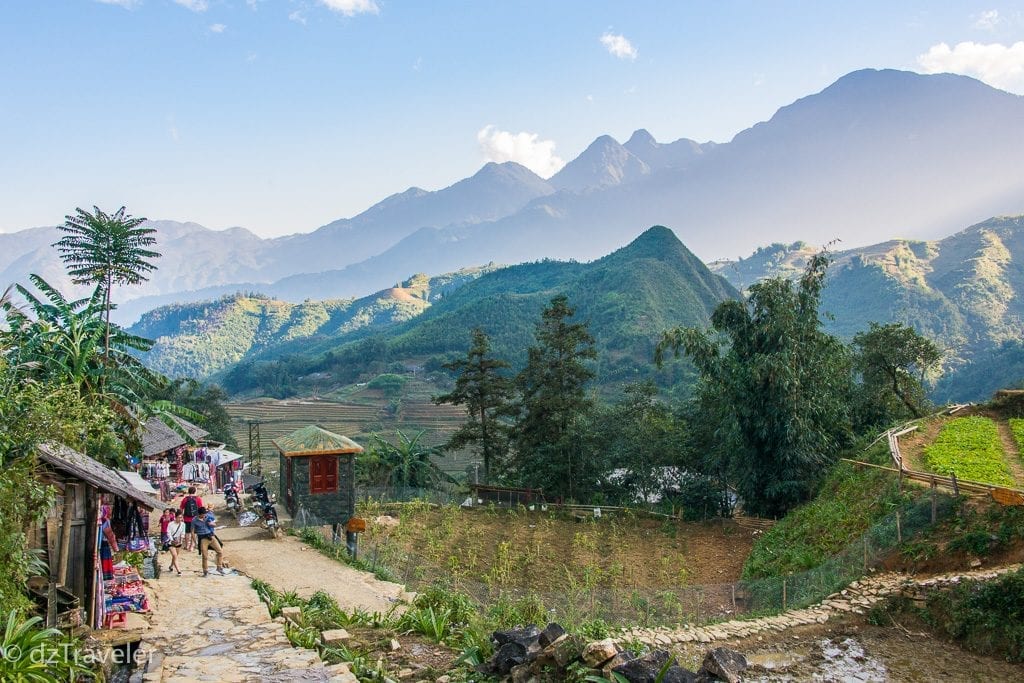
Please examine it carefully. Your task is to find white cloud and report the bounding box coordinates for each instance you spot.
[917,41,1024,94]
[288,10,307,24]
[94,0,140,8]
[973,9,1001,31]
[476,126,565,179]
[600,32,637,60]
[209,23,226,33]
[318,0,379,16]
[173,0,208,11]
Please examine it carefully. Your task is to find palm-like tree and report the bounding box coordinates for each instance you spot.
[369,430,451,491]
[52,206,160,358]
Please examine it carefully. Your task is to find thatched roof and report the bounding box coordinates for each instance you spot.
[140,415,210,458]
[274,425,364,457]
[37,442,164,510]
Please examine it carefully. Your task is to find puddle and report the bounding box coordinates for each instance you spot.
[814,637,887,682]
[745,637,888,682]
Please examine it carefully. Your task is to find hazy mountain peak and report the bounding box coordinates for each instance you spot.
[625,129,657,148]
[549,134,649,192]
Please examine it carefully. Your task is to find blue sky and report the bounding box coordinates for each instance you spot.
[2,1,1024,237]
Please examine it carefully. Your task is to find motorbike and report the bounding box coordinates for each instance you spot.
[250,480,281,538]
[223,481,240,513]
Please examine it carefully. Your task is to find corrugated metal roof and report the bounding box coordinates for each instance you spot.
[36,442,164,510]
[140,415,210,457]
[274,425,364,457]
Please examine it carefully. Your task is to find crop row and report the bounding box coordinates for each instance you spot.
[923,416,1014,486]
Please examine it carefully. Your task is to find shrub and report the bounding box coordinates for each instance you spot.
[925,568,1024,662]
[0,610,96,681]
[923,417,1013,486]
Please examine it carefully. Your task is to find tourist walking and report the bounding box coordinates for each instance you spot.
[158,508,174,547]
[166,510,185,576]
[193,506,228,576]
[179,486,204,551]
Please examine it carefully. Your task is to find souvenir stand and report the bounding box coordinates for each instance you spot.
[33,442,163,630]
[213,449,246,492]
[138,415,210,500]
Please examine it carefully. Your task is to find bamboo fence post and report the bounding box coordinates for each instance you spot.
[782,579,787,611]
[931,479,938,523]
[896,511,902,544]
[951,472,959,497]
[58,485,74,586]
[863,537,868,571]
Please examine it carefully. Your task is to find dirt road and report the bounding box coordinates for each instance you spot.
[214,511,411,615]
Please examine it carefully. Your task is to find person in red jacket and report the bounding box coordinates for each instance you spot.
[179,486,204,552]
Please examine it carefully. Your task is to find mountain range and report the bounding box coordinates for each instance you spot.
[3,68,1023,327]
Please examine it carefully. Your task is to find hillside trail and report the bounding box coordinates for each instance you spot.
[211,499,413,615]
[995,419,1024,487]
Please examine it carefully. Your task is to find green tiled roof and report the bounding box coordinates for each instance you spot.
[273,425,364,457]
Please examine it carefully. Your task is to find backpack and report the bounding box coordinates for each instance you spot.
[183,496,199,518]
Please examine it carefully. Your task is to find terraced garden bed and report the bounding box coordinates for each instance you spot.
[923,416,1014,486]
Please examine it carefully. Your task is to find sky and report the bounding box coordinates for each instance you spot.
[2,1,1024,238]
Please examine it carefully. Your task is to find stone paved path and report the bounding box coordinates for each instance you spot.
[138,543,354,682]
[618,564,1022,647]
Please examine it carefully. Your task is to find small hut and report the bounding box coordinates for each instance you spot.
[274,425,363,527]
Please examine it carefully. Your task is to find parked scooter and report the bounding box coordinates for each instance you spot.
[251,480,281,538]
[223,481,240,513]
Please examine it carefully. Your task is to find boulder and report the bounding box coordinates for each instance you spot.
[538,622,567,648]
[493,625,542,649]
[612,650,676,683]
[582,639,620,667]
[699,647,748,683]
[510,662,536,683]
[552,635,584,669]
[492,641,528,675]
[602,651,635,673]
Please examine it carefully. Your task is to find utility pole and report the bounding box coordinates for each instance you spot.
[247,420,263,475]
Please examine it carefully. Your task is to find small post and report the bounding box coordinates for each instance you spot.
[731,584,736,610]
[863,537,868,571]
[346,531,357,560]
[46,517,59,628]
[931,479,938,523]
[951,472,959,497]
[898,466,904,494]
[782,579,787,611]
[896,510,902,544]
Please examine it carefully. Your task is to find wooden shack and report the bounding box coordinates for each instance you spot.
[32,441,164,628]
[274,425,362,527]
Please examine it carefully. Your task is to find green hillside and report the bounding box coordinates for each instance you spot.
[710,215,1024,400]
[218,226,740,397]
[130,267,496,379]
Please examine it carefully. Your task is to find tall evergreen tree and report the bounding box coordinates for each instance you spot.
[513,295,597,500]
[657,253,852,517]
[53,206,160,358]
[433,328,514,483]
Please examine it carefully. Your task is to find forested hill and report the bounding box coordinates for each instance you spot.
[709,215,1024,401]
[130,267,498,380]
[216,226,740,397]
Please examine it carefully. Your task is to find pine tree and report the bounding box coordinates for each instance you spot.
[513,295,597,500]
[433,328,515,483]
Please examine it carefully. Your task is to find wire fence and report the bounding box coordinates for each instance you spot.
[292,490,954,628]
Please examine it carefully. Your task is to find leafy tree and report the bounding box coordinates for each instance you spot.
[852,322,942,427]
[512,295,597,500]
[657,253,853,517]
[148,378,238,448]
[593,382,686,505]
[433,328,515,483]
[53,206,160,358]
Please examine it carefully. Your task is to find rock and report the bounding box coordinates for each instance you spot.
[397,668,415,679]
[661,667,698,683]
[373,515,400,529]
[510,662,535,683]
[970,559,982,568]
[321,629,352,646]
[493,641,529,675]
[602,651,635,672]
[538,622,567,648]
[390,638,401,651]
[493,625,542,649]
[582,638,620,667]
[279,606,302,623]
[552,635,584,669]
[612,650,675,683]
[435,676,451,683]
[699,647,748,683]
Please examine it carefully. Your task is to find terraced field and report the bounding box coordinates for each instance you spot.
[225,378,471,477]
